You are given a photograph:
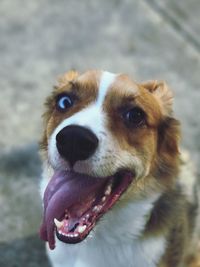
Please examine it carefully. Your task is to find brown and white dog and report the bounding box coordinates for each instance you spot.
[39,70,200,267]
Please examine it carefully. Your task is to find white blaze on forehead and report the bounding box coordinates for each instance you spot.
[97,71,117,106]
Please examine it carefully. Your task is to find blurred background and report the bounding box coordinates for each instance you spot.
[0,0,200,266]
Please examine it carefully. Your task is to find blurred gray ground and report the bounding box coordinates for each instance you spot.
[0,0,200,266]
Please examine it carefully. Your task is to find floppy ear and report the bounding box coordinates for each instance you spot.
[141,80,173,117]
[57,70,79,87]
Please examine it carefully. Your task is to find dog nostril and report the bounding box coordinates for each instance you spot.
[56,125,99,165]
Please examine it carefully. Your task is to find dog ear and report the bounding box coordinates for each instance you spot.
[141,80,173,117]
[141,81,181,184]
[154,116,181,186]
[57,70,79,87]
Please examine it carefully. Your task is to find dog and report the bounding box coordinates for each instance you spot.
[39,70,200,267]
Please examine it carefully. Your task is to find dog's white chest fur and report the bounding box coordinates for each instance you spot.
[46,197,166,267]
[48,236,165,267]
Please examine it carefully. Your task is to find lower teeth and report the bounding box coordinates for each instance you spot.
[54,218,64,228]
[105,184,112,195]
[77,225,87,233]
[93,205,102,212]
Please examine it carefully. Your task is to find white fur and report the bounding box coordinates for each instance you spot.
[48,235,166,267]
[43,192,166,267]
[97,71,116,105]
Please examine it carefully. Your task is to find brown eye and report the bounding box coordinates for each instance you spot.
[56,94,73,112]
[123,107,146,127]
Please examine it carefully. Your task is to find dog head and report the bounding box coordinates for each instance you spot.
[39,70,180,249]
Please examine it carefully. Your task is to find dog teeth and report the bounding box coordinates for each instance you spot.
[105,185,112,195]
[58,231,79,238]
[102,196,106,202]
[93,206,98,212]
[54,218,64,228]
[68,233,77,237]
[73,233,79,237]
[93,205,102,212]
[77,225,87,234]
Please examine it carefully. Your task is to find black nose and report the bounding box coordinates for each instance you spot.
[56,125,99,166]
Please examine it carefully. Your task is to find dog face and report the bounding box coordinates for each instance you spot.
[40,70,180,250]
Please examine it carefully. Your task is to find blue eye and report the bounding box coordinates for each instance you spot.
[56,94,73,111]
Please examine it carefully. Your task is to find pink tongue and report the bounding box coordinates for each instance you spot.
[39,171,107,249]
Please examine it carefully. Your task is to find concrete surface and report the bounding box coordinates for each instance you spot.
[0,0,200,266]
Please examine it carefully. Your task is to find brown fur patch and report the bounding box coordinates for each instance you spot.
[40,70,101,151]
[186,253,200,267]
[57,70,79,87]
[141,80,174,116]
[103,75,161,165]
[103,74,180,191]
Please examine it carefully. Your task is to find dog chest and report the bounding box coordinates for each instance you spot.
[47,234,166,267]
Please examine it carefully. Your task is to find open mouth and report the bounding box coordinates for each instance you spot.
[39,170,134,250]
